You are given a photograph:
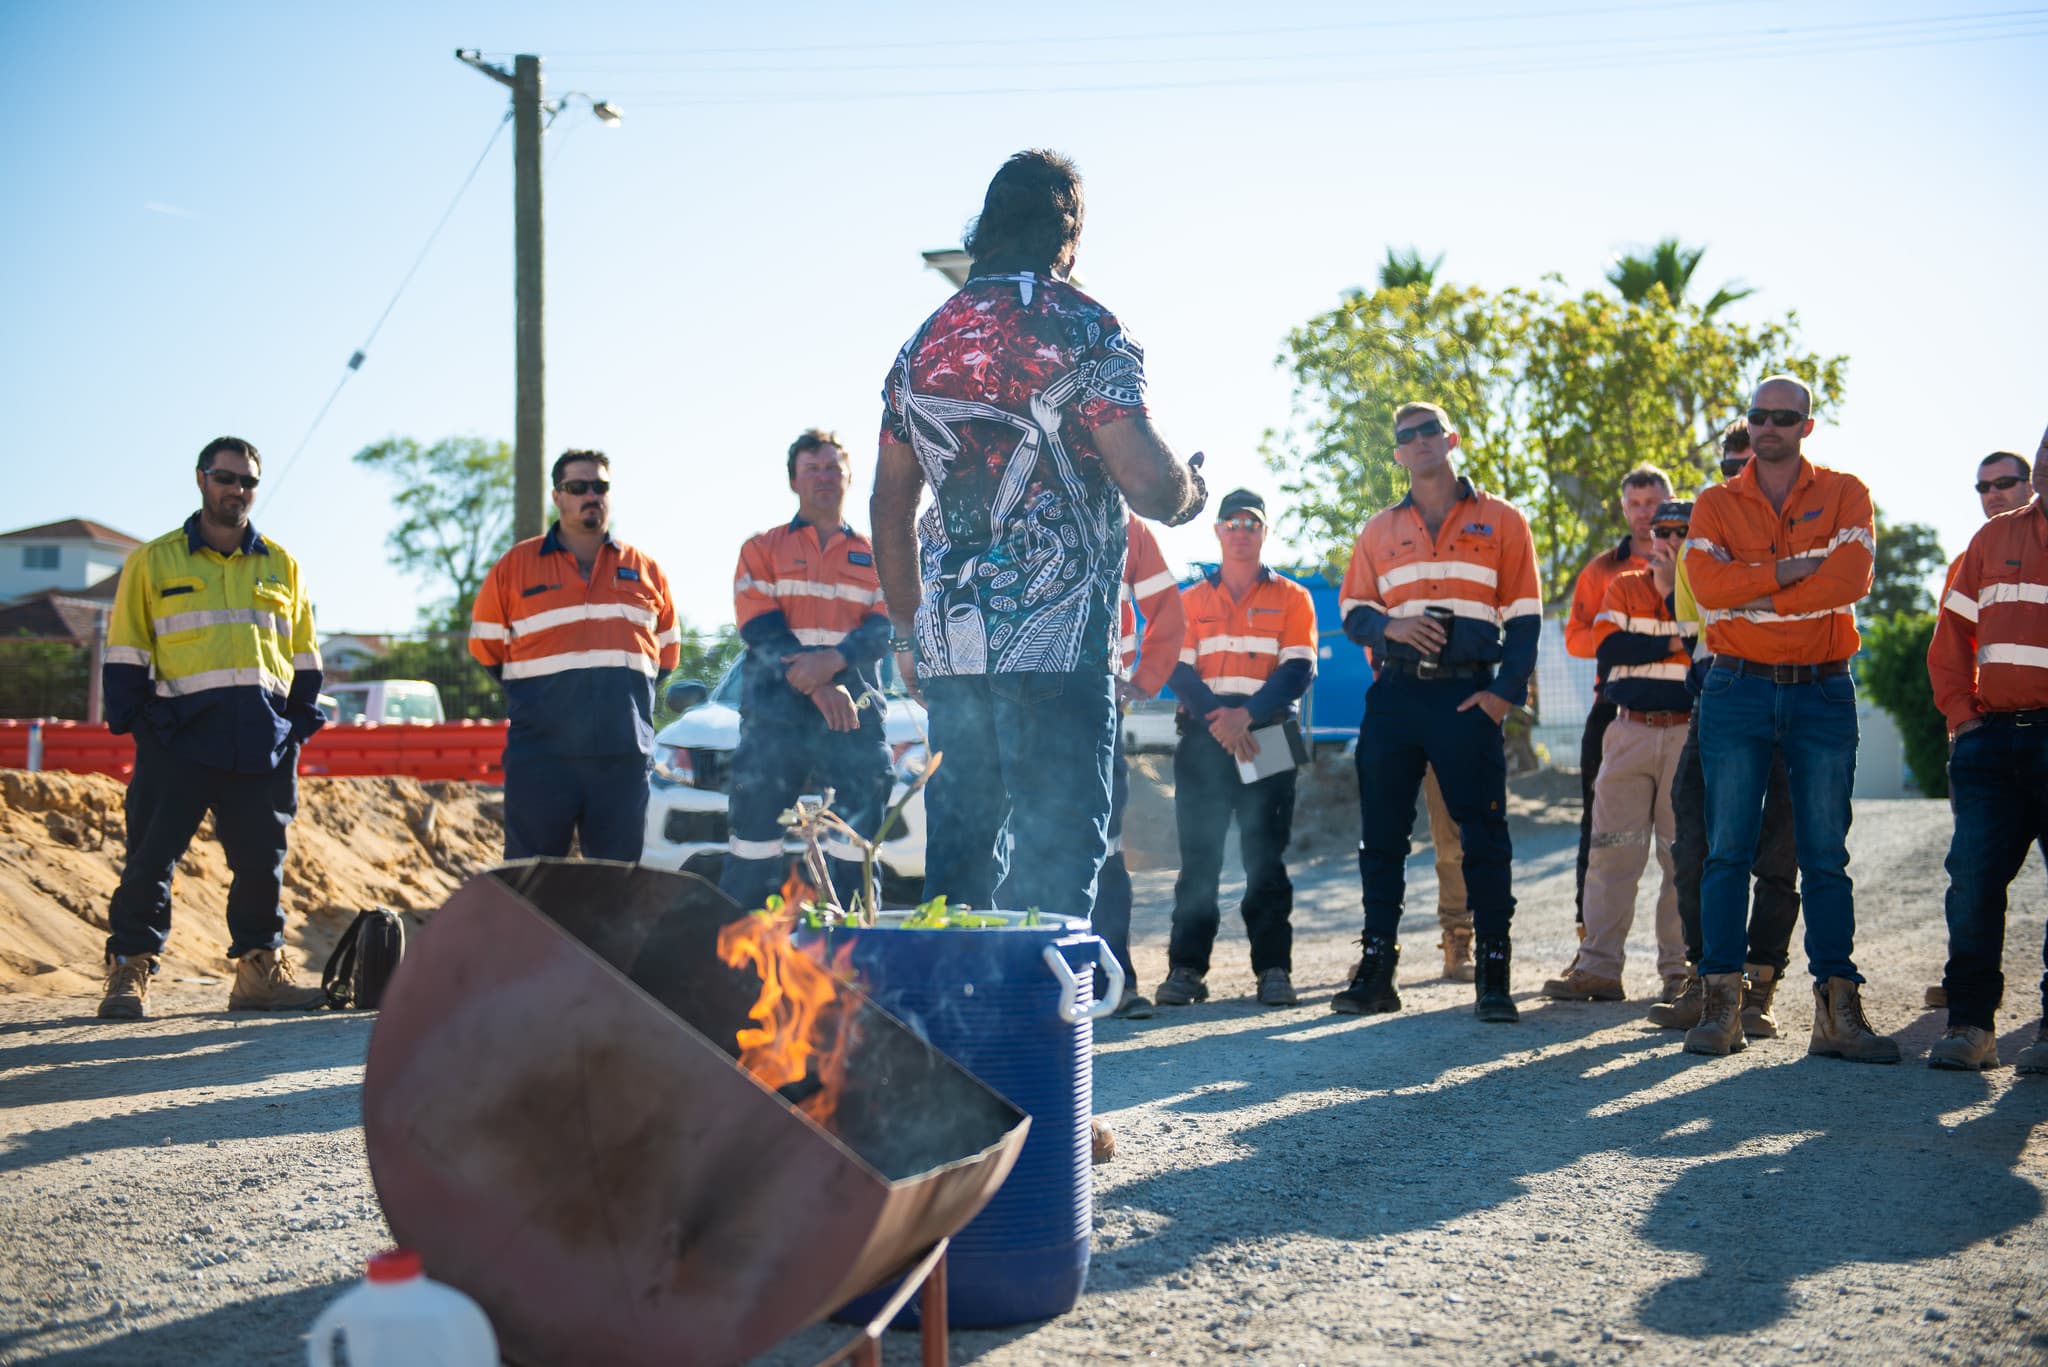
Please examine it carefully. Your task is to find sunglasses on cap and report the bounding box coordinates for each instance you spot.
[1745,408,1808,428]
[1394,418,1445,446]
[558,478,610,496]
[1976,475,2027,495]
[204,468,259,491]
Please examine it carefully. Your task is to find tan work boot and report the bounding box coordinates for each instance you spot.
[1928,1025,1999,1071]
[227,947,328,1012]
[1659,974,1689,1004]
[1683,973,1748,1056]
[1741,962,1781,1039]
[1541,968,1625,1001]
[1924,983,1947,1009]
[2016,1024,2048,1075]
[98,954,158,1020]
[1648,973,1702,1030]
[1440,926,1475,982]
[1808,977,1901,1064]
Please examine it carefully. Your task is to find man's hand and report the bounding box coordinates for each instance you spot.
[1457,690,1511,725]
[893,643,923,705]
[782,647,846,696]
[1115,675,1141,707]
[1774,557,1821,588]
[1649,535,1678,595]
[1384,614,1448,655]
[1206,705,1260,763]
[810,684,860,732]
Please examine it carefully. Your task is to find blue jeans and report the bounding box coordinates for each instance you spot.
[920,671,1118,919]
[1092,730,1137,990]
[1697,667,1859,980]
[1940,716,2048,1029]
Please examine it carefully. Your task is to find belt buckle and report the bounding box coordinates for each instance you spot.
[1770,663,1801,685]
[1415,659,1441,680]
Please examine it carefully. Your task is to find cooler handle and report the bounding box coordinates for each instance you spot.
[1042,936,1124,1024]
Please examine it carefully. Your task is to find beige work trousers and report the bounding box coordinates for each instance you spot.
[1423,765,1470,932]
[1578,716,1689,981]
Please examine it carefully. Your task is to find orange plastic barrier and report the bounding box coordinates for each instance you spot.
[0,720,509,785]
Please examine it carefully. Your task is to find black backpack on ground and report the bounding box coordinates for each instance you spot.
[323,907,406,1009]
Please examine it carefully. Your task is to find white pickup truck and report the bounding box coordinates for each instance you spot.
[319,680,446,725]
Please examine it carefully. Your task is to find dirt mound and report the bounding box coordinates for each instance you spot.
[0,769,503,996]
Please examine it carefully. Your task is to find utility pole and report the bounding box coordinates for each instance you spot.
[458,50,549,540]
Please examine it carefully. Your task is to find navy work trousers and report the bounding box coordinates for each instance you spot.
[920,671,1117,920]
[1167,725,1297,976]
[502,750,650,864]
[1357,671,1516,939]
[720,708,889,912]
[1940,716,2048,1029]
[106,731,296,960]
[1092,728,1138,990]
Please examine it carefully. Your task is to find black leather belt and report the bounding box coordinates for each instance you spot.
[1380,658,1493,680]
[1983,708,2048,727]
[1709,656,1851,684]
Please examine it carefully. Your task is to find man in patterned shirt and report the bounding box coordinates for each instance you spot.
[872,149,1208,922]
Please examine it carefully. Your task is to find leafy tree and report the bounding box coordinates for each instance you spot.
[1378,246,1444,290]
[1867,509,1946,620]
[1606,237,1754,318]
[1857,612,1947,798]
[1265,270,1849,604]
[353,436,517,630]
[0,636,89,718]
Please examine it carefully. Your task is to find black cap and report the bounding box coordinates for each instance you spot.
[1652,498,1693,526]
[1217,488,1266,523]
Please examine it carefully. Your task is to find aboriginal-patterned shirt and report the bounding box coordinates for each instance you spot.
[879,271,1148,677]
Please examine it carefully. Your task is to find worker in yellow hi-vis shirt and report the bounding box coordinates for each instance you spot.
[96,436,330,1021]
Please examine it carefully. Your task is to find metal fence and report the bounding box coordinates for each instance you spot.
[1529,616,1597,768]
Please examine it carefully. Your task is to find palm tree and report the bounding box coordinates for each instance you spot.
[1605,237,1753,316]
[1378,246,1444,290]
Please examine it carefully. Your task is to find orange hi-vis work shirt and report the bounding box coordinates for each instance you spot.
[470,524,680,756]
[1591,568,1696,714]
[1173,566,1318,722]
[1683,455,1873,666]
[1928,500,2048,729]
[731,517,892,715]
[1338,478,1543,704]
[1565,537,1641,683]
[1118,515,1185,698]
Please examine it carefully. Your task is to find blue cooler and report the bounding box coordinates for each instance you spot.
[810,913,1120,1327]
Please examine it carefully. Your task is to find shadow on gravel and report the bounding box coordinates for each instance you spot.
[0,1280,342,1366]
[0,1082,361,1175]
[1,1013,373,1109]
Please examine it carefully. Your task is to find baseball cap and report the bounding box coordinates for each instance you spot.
[1652,498,1694,526]
[1217,488,1267,523]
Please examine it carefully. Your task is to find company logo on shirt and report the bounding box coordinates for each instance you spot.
[616,566,641,581]
[1464,522,1494,536]
[848,551,873,566]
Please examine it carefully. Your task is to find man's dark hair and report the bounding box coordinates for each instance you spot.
[787,428,847,481]
[551,449,609,487]
[196,436,260,474]
[1982,449,2031,480]
[1720,418,1751,456]
[963,149,1084,276]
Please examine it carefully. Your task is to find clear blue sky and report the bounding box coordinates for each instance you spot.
[3,1,2042,640]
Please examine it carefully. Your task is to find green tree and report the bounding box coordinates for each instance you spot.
[1857,612,1947,798]
[1868,509,1946,619]
[1605,237,1754,317]
[1265,270,1849,603]
[1377,246,1444,290]
[353,436,517,630]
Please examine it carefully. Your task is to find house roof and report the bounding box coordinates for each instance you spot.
[0,590,111,643]
[0,518,144,549]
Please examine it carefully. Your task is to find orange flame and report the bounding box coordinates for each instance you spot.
[716,894,859,1129]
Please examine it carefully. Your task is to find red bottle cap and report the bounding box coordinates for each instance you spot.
[367,1249,422,1283]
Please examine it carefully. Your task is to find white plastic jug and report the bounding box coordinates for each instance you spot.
[306,1248,498,1366]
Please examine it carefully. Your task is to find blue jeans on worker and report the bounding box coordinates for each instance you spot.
[1092,728,1137,991]
[1357,669,1516,939]
[1940,715,2048,1030]
[920,670,1117,920]
[1697,666,1859,981]
[720,707,890,912]
[502,750,651,864]
[1168,724,1297,975]
[106,730,296,960]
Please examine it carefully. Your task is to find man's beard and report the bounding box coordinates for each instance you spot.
[205,496,248,528]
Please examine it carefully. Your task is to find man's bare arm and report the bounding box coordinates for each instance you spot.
[871,440,926,632]
[1094,415,1208,525]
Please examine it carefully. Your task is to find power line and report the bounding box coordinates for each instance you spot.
[267,112,513,504]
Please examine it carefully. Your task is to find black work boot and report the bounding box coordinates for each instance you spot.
[1332,936,1401,1015]
[1474,934,1519,1023]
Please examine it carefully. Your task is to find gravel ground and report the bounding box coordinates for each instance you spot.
[3,797,2044,1366]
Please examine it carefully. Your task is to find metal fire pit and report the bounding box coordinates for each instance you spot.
[362,861,1029,1367]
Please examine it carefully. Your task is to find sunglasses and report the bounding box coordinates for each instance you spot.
[1976,475,2027,495]
[1652,525,1690,540]
[204,468,259,491]
[558,479,611,496]
[1217,515,1264,532]
[1394,418,1445,445]
[1745,408,1807,428]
